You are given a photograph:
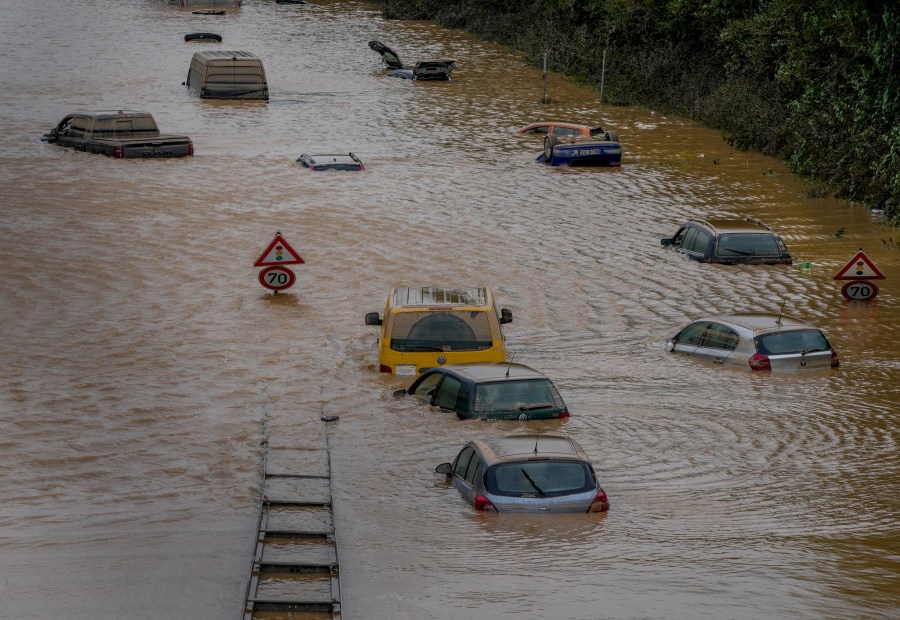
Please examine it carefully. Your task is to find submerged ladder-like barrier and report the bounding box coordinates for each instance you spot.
[242,438,341,619]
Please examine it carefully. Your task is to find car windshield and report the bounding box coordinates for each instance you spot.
[755,329,830,355]
[485,460,594,497]
[389,311,493,352]
[715,233,784,257]
[471,379,564,414]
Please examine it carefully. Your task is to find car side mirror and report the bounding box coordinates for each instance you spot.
[392,388,407,398]
[663,340,675,352]
[500,308,513,324]
[365,312,382,326]
[660,238,673,246]
[435,463,452,475]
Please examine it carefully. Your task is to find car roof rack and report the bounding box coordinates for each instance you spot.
[744,216,773,230]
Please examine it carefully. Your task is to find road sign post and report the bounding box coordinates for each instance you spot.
[255,232,304,293]
[834,249,885,301]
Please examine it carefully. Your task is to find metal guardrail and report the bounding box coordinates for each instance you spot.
[242,441,341,619]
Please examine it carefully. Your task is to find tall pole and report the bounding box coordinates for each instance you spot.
[599,48,607,104]
[541,51,549,104]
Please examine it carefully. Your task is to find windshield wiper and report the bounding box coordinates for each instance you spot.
[396,344,445,352]
[722,247,754,256]
[801,347,826,356]
[518,402,553,411]
[520,468,545,496]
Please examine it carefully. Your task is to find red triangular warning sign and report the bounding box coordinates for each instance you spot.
[254,233,305,267]
[833,250,885,280]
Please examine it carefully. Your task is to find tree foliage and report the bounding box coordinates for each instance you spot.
[378,0,900,223]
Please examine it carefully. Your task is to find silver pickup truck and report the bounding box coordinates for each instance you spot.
[42,111,193,158]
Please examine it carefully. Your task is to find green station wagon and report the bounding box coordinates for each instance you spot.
[660,217,792,265]
[402,363,569,420]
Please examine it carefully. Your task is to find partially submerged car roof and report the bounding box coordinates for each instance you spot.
[296,153,364,170]
[476,434,585,463]
[690,217,775,234]
[711,312,816,332]
[438,362,547,383]
[391,286,490,308]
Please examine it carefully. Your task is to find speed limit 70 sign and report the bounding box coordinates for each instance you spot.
[841,281,879,301]
[258,266,296,291]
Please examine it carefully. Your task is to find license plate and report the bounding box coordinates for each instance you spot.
[577,148,601,155]
[395,364,416,376]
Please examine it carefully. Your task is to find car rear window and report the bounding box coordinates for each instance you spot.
[92,117,158,137]
[389,311,494,352]
[485,460,594,497]
[471,379,565,415]
[716,233,785,257]
[755,329,830,355]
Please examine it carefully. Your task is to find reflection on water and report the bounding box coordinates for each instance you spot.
[0,1,898,619]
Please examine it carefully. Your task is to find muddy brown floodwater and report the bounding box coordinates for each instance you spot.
[1,1,898,619]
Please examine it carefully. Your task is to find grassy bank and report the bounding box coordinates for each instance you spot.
[378,0,899,224]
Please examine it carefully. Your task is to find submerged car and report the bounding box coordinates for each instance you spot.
[365,287,512,375]
[400,363,569,420]
[435,434,609,513]
[296,153,364,171]
[660,218,792,264]
[538,131,621,167]
[515,121,604,138]
[664,312,839,371]
[368,40,455,81]
[41,110,193,158]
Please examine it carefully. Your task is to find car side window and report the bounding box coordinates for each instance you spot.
[412,372,442,400]
[684,228,711,254]
[453,446,475,479]
[434,375,462,411]
[675,322,708,345]
[675,226,697,250]
[57,117,74,136]
[463,453,481,485]
[69,116,90,138]
[689,229,712,254]
[699,324,739,350]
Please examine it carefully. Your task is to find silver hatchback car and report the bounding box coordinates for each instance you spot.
[664,312,840,371]
[435,434,609,513]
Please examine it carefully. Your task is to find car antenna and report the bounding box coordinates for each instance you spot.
[776,300,785,326]
[533,429,540,455]
[505,352,516,379]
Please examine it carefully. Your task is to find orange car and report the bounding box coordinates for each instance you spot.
[515,121,605,138]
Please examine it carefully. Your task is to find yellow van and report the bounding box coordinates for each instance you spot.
[365,287,513,375]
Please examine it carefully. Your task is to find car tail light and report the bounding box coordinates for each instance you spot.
[113,146,124,158]
[188,141,194,157]
[558,410,570,419]
[358,163,365,170]
[748,353,771,371]
[831,349,840,368]
[379,364,391,373]
[589,489,609,512]
[310,165,316,171]
[474,494,497,512]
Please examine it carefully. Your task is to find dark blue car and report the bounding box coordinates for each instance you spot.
[538,132,622,167]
